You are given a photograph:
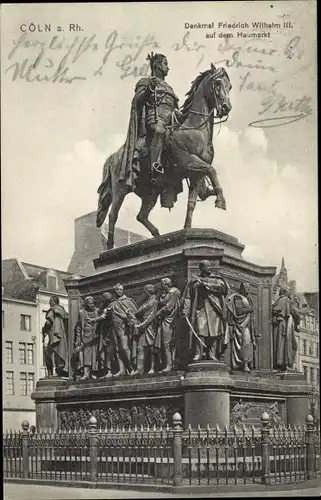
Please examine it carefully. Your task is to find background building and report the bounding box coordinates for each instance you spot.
[2,216,146,430]
[68,211,146,277]
[2,259,72,430]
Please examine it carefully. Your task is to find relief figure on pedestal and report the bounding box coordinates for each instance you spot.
[73,296,99,380]
[154,278,181,373]
[42,295,68,377]
[226,282,259,373]
[134,284,158,375]
[182,260,229,362]
[272,287,300,371]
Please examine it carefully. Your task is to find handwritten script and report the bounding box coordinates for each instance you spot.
[5,30,314,128]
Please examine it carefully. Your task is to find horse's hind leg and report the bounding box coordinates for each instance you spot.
[184,180,198,229]
[137,191,160,237]
[107,186,128,249]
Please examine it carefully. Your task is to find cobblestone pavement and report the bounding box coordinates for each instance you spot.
[4,483,321,499]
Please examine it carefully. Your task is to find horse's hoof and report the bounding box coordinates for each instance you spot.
[215,198,226,210]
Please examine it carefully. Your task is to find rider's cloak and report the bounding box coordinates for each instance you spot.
[118,78,149,188]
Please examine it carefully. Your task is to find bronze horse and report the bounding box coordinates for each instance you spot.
[96,64,232,249]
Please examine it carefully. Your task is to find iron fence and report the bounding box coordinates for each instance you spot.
[3,413,320,487]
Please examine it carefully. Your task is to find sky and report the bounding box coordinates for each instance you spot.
[1,1,318,291]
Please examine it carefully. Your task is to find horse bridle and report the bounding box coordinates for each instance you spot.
[167,72,229,131]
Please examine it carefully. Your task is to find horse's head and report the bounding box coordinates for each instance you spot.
[208,64,232,119]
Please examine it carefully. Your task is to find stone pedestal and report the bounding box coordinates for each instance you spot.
[31,229,311,431]
[184,361,230,428]
[33,378,68,430]
[32,369,312,431]
[64,228,276,371]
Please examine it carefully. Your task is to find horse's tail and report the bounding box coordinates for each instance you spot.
[96,144,125,228]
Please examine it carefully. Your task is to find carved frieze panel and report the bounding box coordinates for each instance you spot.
[59,399,183,430]
[231,399,284,425]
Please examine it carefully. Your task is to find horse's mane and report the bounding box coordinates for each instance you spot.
[180,69,212,121]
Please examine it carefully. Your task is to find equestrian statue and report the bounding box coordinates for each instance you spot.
[96,52,232,249]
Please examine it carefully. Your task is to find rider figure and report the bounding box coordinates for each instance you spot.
[136,53,182,179]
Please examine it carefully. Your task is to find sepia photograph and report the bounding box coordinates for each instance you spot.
[1,1,319,498]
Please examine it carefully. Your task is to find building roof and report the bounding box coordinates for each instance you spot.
[303,292,319,319]
[68,211,146,277]
[272,258,319,318]
[2,258,73,302]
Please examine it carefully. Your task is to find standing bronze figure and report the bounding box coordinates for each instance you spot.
[182,260,229,362]
[226,282,258,373]
[74,296,99,380]
[109,283,138,377]
[134,284,158,374]
[93,292,116,379]
[42,295,68,377]
[96,56,232,249]
[272,287,300,371]
[154,278,181,373]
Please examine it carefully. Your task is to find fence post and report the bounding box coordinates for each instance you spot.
[21,420,30,479]
[306,414,315,480]
[88,416,98,482]
[261,412,270,485]
[172,412,183,486]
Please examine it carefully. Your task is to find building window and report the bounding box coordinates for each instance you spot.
[302,340,307,356]
[19,342,27,364]
[5,341,13,363]
[47,270,58,292]
[310,367,315,385]
[303,366,308,382]
[20,314,31,331]
[309,343,314,356]
[316,344,319,358]
[2,310,4,328]
[27,373,35,393]
[6,371,14,395]
[27,343,35,365]
[20,372,27,396]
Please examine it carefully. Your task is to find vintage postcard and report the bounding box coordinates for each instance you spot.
[2,1,319,496]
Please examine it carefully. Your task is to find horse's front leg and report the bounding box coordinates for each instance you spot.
[206,165,226,210]
[184,181,198,229]
[136,190,160,237]
[186,154,226,211]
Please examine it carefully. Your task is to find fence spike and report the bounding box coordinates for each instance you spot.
[197,424,201,431]
[146,423,149,432]
[188,424,192,431]
[140,424,144,432]
[207,423,210,431]
[134,424,138,432]
[216,423,220,432]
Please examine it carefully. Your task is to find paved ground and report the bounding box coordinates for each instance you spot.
[4,483,321,499]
